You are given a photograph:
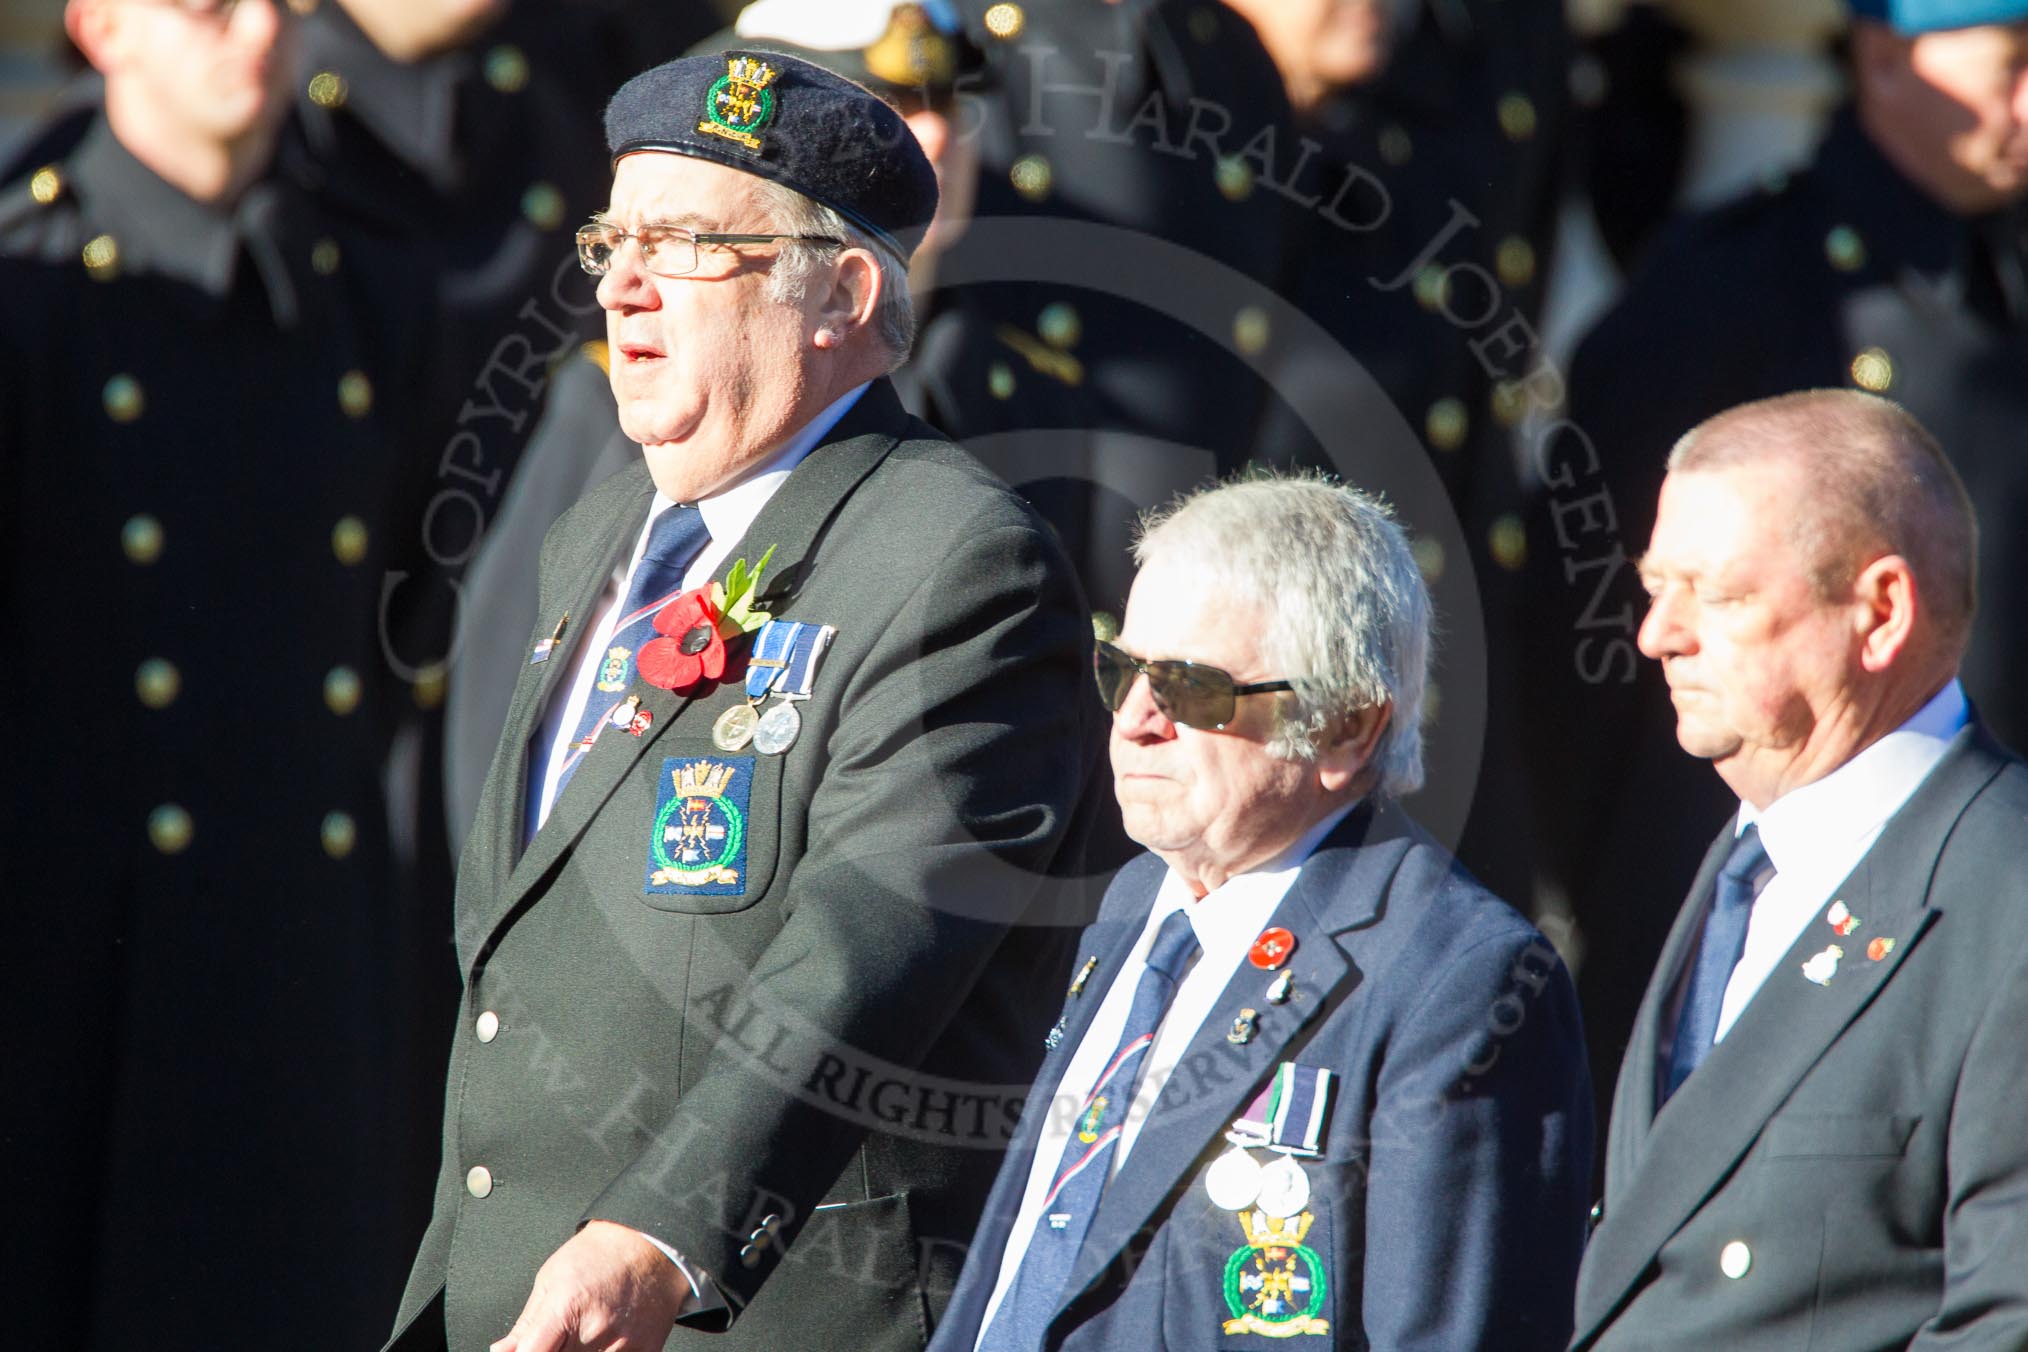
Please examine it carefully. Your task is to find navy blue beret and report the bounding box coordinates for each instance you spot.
[1849,0,2028,30]
[604,50,939,263]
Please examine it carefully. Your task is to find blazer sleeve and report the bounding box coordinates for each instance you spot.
[1360,924,1594,1352]
[1912,925,2028,1346]
[584,506,1092,1315]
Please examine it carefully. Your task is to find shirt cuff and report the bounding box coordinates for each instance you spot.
[623,1224,728,1315]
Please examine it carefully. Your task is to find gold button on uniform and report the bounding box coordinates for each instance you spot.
[103,374,144,423]
[1426,397,1468,451]
[522,182,565,231]
[1411,537,1444,584]
[136,658,181,709]
[1719,1240,1752,1279]
[466,1165,494,1198]
[338,370,373,419]
[308,71,348,108]
[1009,154,1052,202]
[1497,93,1537,141]
[987,361,1016,400]
[123,514,165,565]
[485,44,530,94]
[412,662,448,711]
[1496,236,1536,288]
[1233,306,1270,356]
[332,516,369,566]
[1215,155,1255,202]
[1038,302,1081,350]
[324,666,362,716]
[1825,225,1866,272]
[321,811,357,859]
[1488,513,1528,572]
[311,238,342,276]
[30,166,62,205]
[149,804,194,855]
[476,1011,501,1043]
[983,2,1024,38]
[1850,346,1894,392]
[83,233,120,281]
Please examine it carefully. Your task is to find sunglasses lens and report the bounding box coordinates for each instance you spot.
[1095,642,1238,729]
[1092,642,1134,710]
[1150,663,1233,730]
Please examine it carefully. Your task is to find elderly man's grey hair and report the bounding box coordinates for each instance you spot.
[1133,471,1433,796]
[751,177,916,366]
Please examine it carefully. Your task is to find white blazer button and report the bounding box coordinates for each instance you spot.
[1720,1240,1751,1279]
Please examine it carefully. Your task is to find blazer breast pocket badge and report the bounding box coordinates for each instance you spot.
[645,756,752,895]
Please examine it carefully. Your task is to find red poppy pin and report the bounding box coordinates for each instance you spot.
[634,546,777,695]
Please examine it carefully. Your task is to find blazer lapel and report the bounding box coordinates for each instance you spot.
[457,474,650,967]
[1574,726,2005,1346]
[1602,826,1733,1202]
[463,381,912,972]
[1054,805,1413,1320]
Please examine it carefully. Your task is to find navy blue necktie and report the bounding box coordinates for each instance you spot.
[979,908,1200,1352]
[546,503,710,808]
[1662,824,1773,1104]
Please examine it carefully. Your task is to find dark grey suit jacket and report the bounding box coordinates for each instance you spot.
[388,379,1096,1351]
[1573,721,2028,1350]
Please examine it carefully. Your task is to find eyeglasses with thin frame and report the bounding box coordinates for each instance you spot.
[575,221,844,278]
[1092,639,1295,732]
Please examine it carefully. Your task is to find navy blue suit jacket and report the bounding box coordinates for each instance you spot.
[930,802,1593,1351]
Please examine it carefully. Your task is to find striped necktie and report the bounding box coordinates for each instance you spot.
[979,908,1200,1351]
[544,502,709,812]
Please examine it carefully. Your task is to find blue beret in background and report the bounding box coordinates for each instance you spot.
[1847,0,2028,32]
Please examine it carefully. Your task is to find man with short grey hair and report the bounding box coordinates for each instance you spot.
[929,473,1593,1352]
[1574,389,2028,1350]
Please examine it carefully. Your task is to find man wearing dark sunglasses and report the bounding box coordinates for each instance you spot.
[931,473,1593,1352]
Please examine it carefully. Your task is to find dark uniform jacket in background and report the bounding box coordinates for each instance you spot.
[388,379,1097,1350]
[1575,723,2028,1349]
[0,116,455,1349]
[1536,105,2028,1138]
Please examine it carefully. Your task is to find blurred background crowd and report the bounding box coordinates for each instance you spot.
[3,0,2025,1346]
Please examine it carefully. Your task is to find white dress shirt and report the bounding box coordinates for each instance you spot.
[1712,679,1968,1042]
[974,802,1359,1344]
[514,381,867,1308]
[524,383,868,841]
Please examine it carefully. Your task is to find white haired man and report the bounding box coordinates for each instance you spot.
[928,474,1593,1352]
[386,50,1093,1352]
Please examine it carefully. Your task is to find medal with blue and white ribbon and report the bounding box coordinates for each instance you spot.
[730,620,835,755]
[1204,1063,1336,1217]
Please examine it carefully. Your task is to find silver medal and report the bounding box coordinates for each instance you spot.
[1256,1153,1311,1219]
[753,701,802,755]
[713,702,759,751]
[1204,1147,1264,1212]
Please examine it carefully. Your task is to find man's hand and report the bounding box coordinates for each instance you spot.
[490,1220,694,1352]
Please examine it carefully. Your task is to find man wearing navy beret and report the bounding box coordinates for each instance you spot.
[385,50,1095,1352]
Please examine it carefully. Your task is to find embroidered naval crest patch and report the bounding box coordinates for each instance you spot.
[698,56,780,152]
[1221,1209,1330,1338]
[597,645,632,693]
[645,756,751,895]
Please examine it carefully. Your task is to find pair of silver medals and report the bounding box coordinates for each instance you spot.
[712,699,801,755]
[1205,1138,1312,1218]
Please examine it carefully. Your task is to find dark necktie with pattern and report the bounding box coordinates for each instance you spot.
[544,502,710,810]
[979,907,1201,1352]
[1662,823,1774,1105]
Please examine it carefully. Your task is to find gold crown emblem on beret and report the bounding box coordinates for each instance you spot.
[699,55,782,153]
